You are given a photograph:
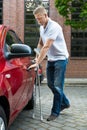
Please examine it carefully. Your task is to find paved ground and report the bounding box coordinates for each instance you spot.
[9,84,87,130]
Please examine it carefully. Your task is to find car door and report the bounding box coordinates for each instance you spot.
[4,30,35,118]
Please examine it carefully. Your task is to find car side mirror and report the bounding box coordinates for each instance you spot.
[5,44,32,60]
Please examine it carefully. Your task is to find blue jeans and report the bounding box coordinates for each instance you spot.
[46,59,70,116]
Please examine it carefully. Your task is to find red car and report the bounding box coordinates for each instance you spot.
[0,25,36,130]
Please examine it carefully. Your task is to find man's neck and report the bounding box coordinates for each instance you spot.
[43,17,49,28]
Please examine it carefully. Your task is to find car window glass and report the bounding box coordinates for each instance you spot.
[6,30,22,46]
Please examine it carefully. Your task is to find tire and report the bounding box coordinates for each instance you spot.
[0,106,7,130]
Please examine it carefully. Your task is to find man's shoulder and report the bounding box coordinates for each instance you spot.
[49,18,57,24]
[49,18,62,30]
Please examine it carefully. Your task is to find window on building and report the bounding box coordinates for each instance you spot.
[71,1,87,57]
[0,0,3,24]
[24,0,49,55]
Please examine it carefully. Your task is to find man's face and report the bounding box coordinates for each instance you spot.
[34,13,47,26]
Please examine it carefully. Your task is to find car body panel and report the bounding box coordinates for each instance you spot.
[0,25,36,126]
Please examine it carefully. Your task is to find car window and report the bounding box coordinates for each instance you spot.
[4,30,23,59]
[6,30,23,46]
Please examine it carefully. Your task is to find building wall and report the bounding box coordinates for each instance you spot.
[3,0,24,42]
[3,0,87,78]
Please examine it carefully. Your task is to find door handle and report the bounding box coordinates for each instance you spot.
[5,74,11,79]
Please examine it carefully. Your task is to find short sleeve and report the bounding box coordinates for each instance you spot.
[47,24,61,40]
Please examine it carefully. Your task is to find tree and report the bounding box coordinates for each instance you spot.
[55,0,87,29]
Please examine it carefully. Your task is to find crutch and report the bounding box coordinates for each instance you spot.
[32,48,43,121]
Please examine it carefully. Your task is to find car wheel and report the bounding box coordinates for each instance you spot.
[0,106,7,130]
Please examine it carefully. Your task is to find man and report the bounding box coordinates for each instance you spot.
[29,6,70,121]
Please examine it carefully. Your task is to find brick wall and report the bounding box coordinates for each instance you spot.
[3,0,24,42]
[66,59,87,78]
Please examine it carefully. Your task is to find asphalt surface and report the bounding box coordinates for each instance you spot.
[9,83,87,130]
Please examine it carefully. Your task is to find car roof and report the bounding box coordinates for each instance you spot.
[0,25,5,39]
[0,25,9,48]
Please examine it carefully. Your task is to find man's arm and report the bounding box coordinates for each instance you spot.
[37,37,43,49]
[36,39,54,64]
[35,37,43,58]
[28,39,54,69]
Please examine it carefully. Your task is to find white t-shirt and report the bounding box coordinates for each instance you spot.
[40,18,69,61]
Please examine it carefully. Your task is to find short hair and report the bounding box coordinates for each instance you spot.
[33,6,47,15]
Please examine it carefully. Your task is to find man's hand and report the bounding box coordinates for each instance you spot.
[27,63,38,70]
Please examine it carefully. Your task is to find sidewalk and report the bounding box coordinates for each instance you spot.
[9,84,87,130]
[42,78,87,86]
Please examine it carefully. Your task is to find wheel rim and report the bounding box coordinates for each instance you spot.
[0,117,5,130]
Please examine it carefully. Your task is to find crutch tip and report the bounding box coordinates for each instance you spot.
[32,114,35,119]
[40,116,43,121]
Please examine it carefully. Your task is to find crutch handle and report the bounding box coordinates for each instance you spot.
[26,60,36,71]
